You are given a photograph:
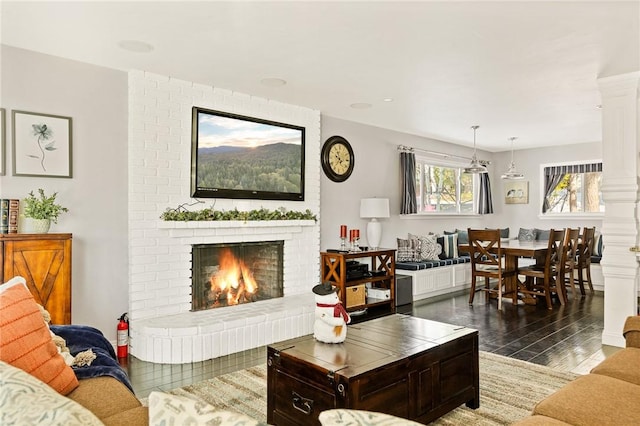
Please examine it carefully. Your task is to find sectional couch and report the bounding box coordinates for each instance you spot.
[513,316,640,425]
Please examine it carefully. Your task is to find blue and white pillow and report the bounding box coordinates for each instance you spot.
[593,232,604,256]
[437,234,458,259]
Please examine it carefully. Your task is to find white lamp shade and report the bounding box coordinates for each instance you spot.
[360,198,390,219]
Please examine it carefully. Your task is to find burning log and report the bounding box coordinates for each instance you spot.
[207,248,259,307]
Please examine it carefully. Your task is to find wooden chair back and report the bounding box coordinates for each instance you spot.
[517,228,568,309]
[565,228,581,270]
[467,228,515,309]
[546,229,568,276]
[468,229,502,269]
[578,227,596,266]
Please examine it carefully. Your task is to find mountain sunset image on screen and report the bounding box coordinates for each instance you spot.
[191,107,305,201]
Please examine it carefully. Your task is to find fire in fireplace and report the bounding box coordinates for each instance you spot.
[191,241,284,311]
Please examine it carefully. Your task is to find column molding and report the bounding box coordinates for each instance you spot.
[597,71,640,347]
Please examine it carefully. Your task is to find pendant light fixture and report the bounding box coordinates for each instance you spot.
[501,137,524,180]
[463,125,488,174]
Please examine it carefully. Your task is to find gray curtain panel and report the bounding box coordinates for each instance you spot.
[477,167,494,214]
[400,151,417,214]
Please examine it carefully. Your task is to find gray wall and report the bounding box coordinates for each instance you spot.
[1,45,128,341]
[320,116,492,250]
[320,116,603,250]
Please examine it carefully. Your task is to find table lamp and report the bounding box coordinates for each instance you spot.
[360,198,390,249]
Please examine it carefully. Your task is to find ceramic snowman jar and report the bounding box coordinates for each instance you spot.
[312,282,351,343]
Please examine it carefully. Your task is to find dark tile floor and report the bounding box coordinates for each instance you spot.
[125,290,607,398]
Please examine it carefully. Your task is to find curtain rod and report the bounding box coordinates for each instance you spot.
[397,144,491,165]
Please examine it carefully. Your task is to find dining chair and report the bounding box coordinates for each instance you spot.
[518,229,568,309]
[574,226,596,295]
[563,228,581,300]
[467,229,516,310]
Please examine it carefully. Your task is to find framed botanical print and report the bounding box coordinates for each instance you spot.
[505,181,529,204]
[12,110,73,178]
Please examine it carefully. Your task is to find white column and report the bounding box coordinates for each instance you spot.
[597,72,640,347]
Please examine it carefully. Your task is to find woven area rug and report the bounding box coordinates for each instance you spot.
[164,351,578,425]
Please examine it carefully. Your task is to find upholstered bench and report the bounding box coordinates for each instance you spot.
[396,256,472,301]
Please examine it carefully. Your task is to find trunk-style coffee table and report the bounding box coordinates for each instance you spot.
[267,314,479,425]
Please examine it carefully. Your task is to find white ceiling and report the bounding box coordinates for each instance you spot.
[1,1,638,152]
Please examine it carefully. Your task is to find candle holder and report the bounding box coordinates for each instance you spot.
[339,225,348,250]
[340,237,348,251]
[350,229,361,252]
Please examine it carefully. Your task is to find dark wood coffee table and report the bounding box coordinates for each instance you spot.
[267,314,479,425]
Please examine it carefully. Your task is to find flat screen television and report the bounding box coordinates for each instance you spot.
[191,107,305,201]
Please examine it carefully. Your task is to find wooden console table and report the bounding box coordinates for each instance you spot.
[320,248,396,318]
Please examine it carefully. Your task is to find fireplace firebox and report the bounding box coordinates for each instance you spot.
[191,241,284,311]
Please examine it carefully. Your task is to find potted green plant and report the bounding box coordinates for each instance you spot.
[22,189,69,233]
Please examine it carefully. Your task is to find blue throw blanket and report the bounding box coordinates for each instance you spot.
[50,325,133,392]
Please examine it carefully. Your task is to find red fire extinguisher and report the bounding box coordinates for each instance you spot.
[117,313,129,358]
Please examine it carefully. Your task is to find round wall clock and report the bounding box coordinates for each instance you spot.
[321,135,355,182]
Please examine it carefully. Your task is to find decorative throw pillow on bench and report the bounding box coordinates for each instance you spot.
[518,228,538,241]
[408,233,442,260]
[397,237,420,262]
[437,234,459,259]
[484,227,510,239]
[594,232,604,257]
[444,229,469,246]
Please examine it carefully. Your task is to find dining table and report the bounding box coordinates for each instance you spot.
[460,239,549,305]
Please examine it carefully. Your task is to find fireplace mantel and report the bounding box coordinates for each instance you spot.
[158,219,316,230]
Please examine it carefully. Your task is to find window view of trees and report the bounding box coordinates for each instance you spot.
[415,160,476,214]
[545,171,603,213]
[196,143,302,194]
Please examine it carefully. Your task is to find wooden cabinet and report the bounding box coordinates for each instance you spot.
[320,249,396,317]
[1,233,72,324]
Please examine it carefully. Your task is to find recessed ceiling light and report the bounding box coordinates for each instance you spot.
[350,103,372,109]
[260,78,287,87]
[118,40,154,53]
[596,104,603,109]
[383,98,394,102]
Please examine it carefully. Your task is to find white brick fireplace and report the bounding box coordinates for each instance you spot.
[127,71,321,363]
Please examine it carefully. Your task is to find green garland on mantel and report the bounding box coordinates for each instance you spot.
[160,206,317,222]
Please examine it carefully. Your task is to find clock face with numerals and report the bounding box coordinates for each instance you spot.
[321,136,354,182]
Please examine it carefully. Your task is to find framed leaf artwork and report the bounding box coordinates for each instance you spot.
[12,110,72,178]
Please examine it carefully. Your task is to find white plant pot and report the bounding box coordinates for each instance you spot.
[23,218,51,234]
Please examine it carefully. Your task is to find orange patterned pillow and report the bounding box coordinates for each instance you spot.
[0,277,78,395]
